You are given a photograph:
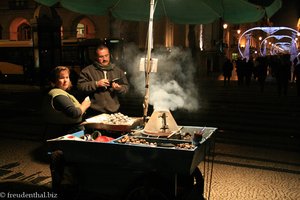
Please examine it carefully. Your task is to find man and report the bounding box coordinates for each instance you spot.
[77,44,129,116]
[294,54,300,96]
[222,57,233,86]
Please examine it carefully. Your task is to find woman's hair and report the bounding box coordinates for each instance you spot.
[49,66,72,88]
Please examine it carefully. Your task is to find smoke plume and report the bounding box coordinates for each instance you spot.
[123,43,199,112]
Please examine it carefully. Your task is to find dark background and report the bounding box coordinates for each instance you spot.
[249,0,299,28]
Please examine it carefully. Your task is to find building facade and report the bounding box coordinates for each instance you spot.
[1,0,260,83]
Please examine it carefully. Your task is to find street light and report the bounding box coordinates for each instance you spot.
[222,23,229,57]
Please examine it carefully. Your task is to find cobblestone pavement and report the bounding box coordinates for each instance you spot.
[0,77,300,200]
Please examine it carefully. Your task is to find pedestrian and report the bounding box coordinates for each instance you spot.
[245,57,254,87]
[77,44,129,117]
[274,54,291,96]
[222,57,233,86]
[236,57,245,86]
[292,56,298,82]
[256,56,268,92]
[294,54,300,96]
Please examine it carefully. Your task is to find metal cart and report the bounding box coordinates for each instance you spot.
[47,125,217,200]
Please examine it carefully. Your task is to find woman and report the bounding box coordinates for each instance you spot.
[43,66,91,139]
[43,66,91,192]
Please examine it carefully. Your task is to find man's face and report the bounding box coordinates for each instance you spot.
[96,48,110,67]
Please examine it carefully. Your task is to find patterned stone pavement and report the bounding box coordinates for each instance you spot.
[197,78,300,200]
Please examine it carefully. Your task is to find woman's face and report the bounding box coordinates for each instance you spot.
[55,70,70,91]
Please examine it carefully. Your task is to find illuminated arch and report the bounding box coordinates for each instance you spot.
[9,17,30,41]
[72,16,96,39]
[238,26,300,60]
[259,35,296,56]
[271,42,291,55]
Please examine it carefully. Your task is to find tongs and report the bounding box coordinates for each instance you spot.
[110,77,122,85]
[167,126,183,139]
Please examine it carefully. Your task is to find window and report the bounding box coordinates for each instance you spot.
[77,23,85,38]
[9,0,28,10]
[17,23,31,40]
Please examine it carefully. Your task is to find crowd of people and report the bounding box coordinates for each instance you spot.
[222,54,300,96]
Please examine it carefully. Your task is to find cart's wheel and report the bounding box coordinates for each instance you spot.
[126,185,169,200]
[125,172,171,200]
[50,150,81,199]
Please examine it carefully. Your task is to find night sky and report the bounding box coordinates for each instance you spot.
[269,0,299,28]
[249,0,299,28]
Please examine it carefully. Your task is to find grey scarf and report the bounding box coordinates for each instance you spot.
[93,61,113,71]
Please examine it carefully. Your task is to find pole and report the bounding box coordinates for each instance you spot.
[143,0,155,124]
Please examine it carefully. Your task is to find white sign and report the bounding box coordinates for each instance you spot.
[139,58,158,72]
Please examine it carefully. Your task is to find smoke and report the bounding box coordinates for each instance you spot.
[123,43,199,112]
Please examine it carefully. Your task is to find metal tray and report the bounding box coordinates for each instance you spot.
[81,114,143,132]
[47,126,217,175]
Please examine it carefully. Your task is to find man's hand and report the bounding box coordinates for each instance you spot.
[111,82,122,90]
[96,79,110,87]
